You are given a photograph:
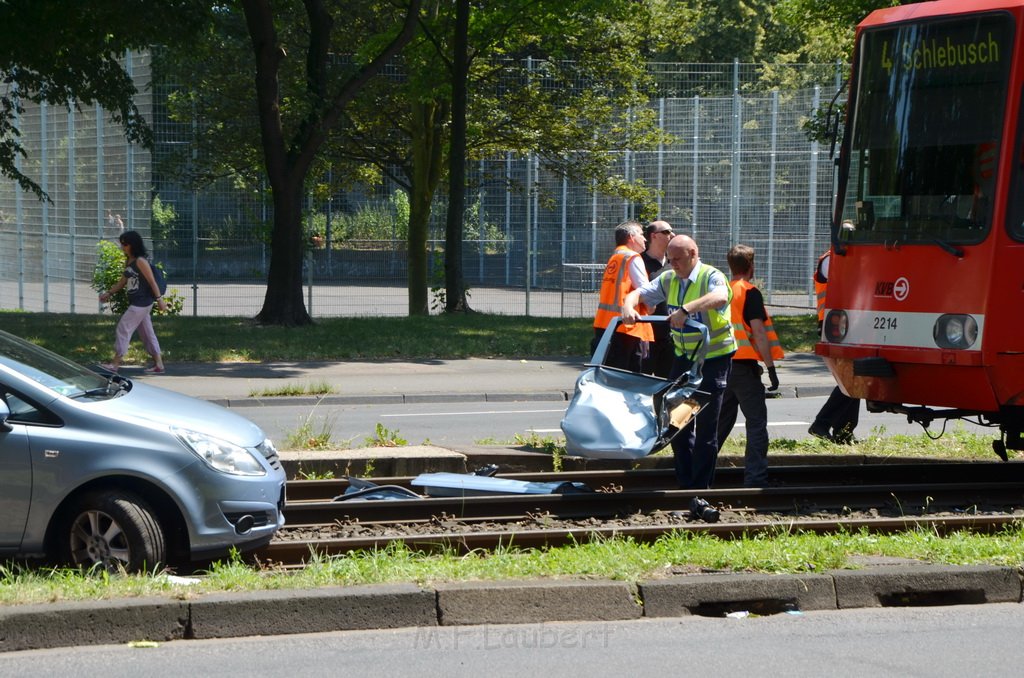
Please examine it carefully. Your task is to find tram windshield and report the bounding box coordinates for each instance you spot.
[836,13,1012,245]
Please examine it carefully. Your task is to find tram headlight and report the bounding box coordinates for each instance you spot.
[823,310,848,343]
[933,314,978,349]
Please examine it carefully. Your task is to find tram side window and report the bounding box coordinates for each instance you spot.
[1009,88,1024,242]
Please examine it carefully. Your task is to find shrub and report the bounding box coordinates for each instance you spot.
[91,241,184,316]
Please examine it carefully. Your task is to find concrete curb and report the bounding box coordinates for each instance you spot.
[639,573,837,617]
[435,580,642,625]
[2,566,1020,653]
[831,564,1023,608]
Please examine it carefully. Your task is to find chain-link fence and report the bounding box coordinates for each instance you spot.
[0,56,845,318]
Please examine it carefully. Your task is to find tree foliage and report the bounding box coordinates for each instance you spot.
[770,0,900,63]
[341,0,669,314]
[14,0,901,324]
[159,0,422,326]
[162,0,669,318]
[0,1,211,197]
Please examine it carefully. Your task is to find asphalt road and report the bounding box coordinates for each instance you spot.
[2,603,1021,676]
[236,393,996,451]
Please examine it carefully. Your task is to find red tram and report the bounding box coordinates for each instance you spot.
[817,0,1024,458]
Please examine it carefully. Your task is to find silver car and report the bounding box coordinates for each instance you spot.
[0,329,285,572]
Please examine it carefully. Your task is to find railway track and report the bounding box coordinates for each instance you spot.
[283,462,1024,502]
[252,462,1024,566]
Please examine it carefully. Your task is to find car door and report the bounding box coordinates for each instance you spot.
[0,393,33,547]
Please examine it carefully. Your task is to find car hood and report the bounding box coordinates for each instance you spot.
[93,381,267,447]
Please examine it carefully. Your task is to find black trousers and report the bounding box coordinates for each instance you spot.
[814,386,860,438]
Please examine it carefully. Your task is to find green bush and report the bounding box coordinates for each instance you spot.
[91,241,184,316]
[151,195,178,244]
[326,190,410,244]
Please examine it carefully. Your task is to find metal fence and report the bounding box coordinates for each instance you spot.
[0,56,844,318]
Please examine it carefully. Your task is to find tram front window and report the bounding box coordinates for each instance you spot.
[837,14,1011,245]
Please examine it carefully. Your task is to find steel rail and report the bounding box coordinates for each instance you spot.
[284,461,1024,503]
[281,481,1024,525]
[252,514,1023,564]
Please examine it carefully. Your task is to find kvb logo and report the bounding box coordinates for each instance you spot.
[874,277,910,301]
[893,276,909,301]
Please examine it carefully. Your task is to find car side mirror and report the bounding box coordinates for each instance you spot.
[0,399,10,431]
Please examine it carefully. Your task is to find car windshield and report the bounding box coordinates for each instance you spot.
[0,330,113,399]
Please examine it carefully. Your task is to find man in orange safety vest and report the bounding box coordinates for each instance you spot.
[716,244,783,486]
[591,221,653,371]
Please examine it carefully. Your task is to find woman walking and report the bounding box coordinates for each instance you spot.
[99,230,167,373]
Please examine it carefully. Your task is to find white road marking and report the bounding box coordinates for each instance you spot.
[380,408,565,418]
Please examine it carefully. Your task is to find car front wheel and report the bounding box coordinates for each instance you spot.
[60,490,167,572]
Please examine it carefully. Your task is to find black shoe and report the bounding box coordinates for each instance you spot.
[808,422,834,441]
[832,427,858,445]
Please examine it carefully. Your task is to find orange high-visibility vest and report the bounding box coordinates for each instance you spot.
[814,251,829,323]
[593,246,653,341]
[730,279,784,362]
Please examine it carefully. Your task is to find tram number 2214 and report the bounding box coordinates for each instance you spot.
[873,316,898,330]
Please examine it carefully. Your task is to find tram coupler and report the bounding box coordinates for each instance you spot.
[867,401,981,429]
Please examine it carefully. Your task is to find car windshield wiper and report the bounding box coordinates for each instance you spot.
[70,387,118,400]
[70,378,129,400]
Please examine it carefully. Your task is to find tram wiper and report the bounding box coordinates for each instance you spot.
[932,238,964,258]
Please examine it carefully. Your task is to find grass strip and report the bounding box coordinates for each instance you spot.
[1,524,1021,606]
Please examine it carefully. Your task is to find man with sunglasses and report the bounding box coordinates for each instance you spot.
[641,220,675,377]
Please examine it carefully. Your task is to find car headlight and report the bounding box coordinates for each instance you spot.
[933,314,978,349]
[173,427,267,476]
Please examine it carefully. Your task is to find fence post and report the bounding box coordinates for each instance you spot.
[525,149,532,316]
[15,89,25,310]
[808,85,821,309]
[656,97,665,215]
[96,103,105,245]
[730,59,741,246]
[505,151,512,286]
[532,155,539,291]
[68,107,77,312]
[125,51,135,232]
[479,158,485,281]
[766,89,778,304]
[306,249,313,317]
[42,100,49,312]
[561,164,567,271]
[691,95,700,239]
[191,103,199,317]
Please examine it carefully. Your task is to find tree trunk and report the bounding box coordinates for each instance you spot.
[407,99,447,316]
[256,181,311,326]
[243,0,314,327]
[243,0,422,326]
[444,0,471,313]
